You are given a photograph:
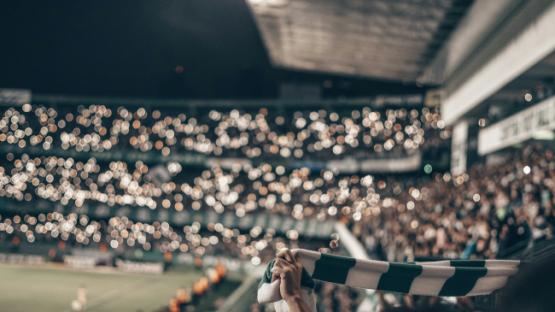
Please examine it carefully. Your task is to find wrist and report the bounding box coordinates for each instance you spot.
[285,293,304,304]
[285,292,310,312]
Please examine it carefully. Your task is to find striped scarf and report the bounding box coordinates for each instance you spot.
[258,249,520,305]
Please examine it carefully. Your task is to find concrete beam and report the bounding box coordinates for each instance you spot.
[418,0,522,85]
[441,0,555,125]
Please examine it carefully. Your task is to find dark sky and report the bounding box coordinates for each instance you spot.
[0,0,424,99]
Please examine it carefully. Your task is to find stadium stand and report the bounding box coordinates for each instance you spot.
[0,96,553,311]
[1,1,555,310]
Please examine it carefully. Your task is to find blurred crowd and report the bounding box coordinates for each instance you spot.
[1,102,555,311]
[0,211,299,266]
[0,103,444,160]
[353,144,555,263]
[1,111,553,263]
[0,151,407,221]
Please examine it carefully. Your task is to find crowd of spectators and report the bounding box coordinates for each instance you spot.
[0,127,552,264]
[316,282,361,312]
[245,143,555,311]
[1,102,554,311]
[0,151,420,222]
[353,144,555,264]
[0,103,444,160]
[0,211,303,266]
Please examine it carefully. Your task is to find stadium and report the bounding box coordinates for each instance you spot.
[0,1,554,311]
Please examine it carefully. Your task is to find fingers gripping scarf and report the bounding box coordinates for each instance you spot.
[258,249,520,305]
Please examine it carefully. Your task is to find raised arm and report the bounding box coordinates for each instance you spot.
[272,249,313,312]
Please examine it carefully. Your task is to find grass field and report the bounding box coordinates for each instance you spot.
[0,263,226,312]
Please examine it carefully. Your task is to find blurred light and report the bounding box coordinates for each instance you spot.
[251,256,261,266]
[110,240,119,249]
[524,93,533,102]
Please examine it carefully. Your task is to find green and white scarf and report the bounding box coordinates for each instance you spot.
[258,249,520,305]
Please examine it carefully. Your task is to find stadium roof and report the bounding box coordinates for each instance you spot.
[247,0,473,82]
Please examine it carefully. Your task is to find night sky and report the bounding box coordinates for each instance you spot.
[0,0,424,99]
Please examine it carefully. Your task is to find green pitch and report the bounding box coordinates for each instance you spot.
[0,263,205,312]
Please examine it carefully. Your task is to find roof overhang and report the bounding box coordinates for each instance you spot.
[247,0,472,82]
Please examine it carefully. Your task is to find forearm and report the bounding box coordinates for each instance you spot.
[286,295,312,312]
